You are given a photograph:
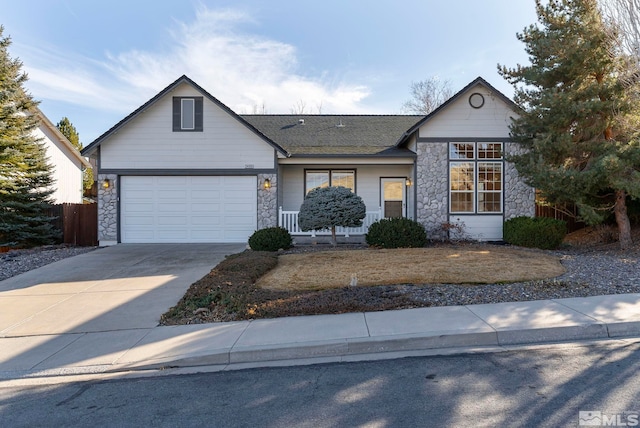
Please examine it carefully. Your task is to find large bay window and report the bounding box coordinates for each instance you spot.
[449,143,503,213]
[305,169,355,194]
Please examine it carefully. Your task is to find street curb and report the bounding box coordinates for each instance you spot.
[125,322,633,372]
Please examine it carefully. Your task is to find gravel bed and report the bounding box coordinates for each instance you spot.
[2,242,639,309]
[0,246,97,281]
[399,246,640,306]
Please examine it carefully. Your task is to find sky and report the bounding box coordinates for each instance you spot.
[3,0,539,144]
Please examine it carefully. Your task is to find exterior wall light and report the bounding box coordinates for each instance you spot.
[263,178,272,189]
[102,178,111,189]
[405,178,413,187]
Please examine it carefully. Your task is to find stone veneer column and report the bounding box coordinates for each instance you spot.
[503,143,536,219]
[416,142,449,240]
[257,173,277,229]
[97,173,118,245]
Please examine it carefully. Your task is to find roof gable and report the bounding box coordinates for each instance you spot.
[36,109,91,168]
[396,77,520,144]
[81,75,287,157]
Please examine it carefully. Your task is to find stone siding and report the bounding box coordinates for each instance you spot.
[416,142,449,240]
[257,173,278,229]
[504,143,536,219]
[97,173,118,244]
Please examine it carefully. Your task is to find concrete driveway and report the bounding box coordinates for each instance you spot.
[0,244,245,337]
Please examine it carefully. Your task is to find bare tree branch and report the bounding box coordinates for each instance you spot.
[401,77,454,115]
[600,0,640,56]
[599,0,640,86]
[290,99,307,114]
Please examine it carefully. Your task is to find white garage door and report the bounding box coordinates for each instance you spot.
[121,176,257,243]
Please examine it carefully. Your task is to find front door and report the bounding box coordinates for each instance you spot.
[381,178,406,218]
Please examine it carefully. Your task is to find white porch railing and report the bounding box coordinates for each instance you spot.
[279,207,382,237]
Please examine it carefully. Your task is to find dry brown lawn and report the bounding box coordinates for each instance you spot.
[257,246,565,291]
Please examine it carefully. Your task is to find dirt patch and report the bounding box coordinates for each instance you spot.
[257,246,565,291]
[564,224,619,247]
[562,224,640,252]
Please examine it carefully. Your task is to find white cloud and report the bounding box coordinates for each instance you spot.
[20,6,373,116]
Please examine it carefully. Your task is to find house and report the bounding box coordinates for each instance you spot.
[35,109,91,203]
[81,75,534,246]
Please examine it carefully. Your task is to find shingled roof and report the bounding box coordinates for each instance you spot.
[240,115,422,156]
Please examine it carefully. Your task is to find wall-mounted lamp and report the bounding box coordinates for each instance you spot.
[405,177,413,187]
[263,178,272,189]
[102,178,111,189]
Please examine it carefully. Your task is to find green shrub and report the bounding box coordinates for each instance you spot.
[248,227,293,251]
[365,218,427,248]
[503,216,567,250]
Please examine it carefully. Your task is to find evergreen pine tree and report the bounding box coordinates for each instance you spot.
[56,117,80,150]
[499,0,640,249]
[56,116,93,190]
[0,27,59,247]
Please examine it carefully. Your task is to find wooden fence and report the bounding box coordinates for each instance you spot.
[535,203,585,233]
[47,203,98,247]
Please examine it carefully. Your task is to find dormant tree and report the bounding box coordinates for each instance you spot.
[599,0,640,60]
[599,0,640,92]
[401,77,453,115]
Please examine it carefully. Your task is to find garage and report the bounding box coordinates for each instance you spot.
[120,176,257,243]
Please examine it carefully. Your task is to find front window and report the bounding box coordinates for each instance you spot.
[305,170,355,194]
[449,143,503,213]
[478,143,502,159]
[306,171,330,192]
[450,162,475,212]
[450,143,475,159]
[477,162,502,212]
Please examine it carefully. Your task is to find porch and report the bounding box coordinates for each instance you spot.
[279,207,382,237]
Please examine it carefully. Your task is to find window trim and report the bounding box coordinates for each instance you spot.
[304,169,356,195]
[448,142,503,214]
[172,96,203,132]
[181,98,195,130]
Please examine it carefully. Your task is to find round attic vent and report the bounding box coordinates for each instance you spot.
[469,92,485,109]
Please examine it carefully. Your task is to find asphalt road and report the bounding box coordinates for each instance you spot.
[2,340,640,427]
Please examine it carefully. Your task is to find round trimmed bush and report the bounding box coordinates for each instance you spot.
[365,218,427,248]
[248,227,293,251]
[503,216,567,250]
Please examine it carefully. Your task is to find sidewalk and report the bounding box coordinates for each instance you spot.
[2,293,640,381]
